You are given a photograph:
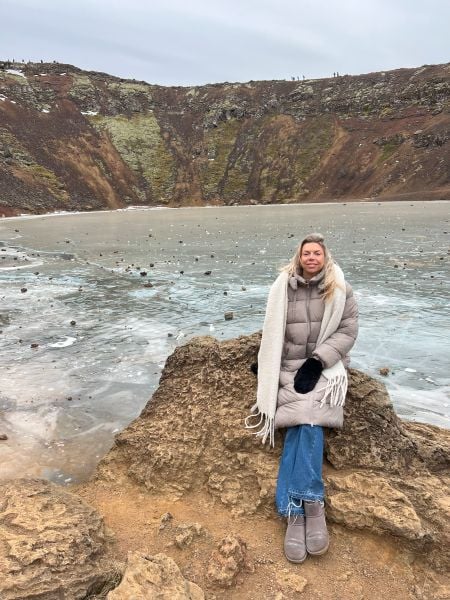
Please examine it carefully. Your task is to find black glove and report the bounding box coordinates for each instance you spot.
[250,361,258,376]
[294,358,323,394]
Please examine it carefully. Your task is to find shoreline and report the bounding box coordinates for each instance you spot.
[1,196,450,222]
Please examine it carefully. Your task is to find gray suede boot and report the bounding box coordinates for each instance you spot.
[284,514,307,563]
[304,501,329,555]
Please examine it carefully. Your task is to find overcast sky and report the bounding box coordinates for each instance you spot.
[1,0,449,86]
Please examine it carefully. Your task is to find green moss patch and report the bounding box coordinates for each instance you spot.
[199,120,241,198]
[107,82,152,97]
[0,128,66,199]
[68,74,97,105]
[198,115,335,203]
[257,115,334,201]
[90,113,175,201]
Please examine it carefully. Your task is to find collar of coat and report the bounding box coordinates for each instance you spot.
[245,263,348,446]
[289,268,325,290]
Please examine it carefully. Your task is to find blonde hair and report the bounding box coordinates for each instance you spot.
[280,233,342,302]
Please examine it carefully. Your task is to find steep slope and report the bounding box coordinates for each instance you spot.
[0,60,449,214]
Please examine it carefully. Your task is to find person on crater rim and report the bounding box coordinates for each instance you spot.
[246,232,358,563]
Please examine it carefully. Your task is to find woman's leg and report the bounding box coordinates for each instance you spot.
[275,426,305,517]
[278,424,329,557]
[276,426,309,563]
[286,424,328,555]
[287,424,324,505]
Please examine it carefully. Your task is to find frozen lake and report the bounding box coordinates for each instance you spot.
[0,201,449,483]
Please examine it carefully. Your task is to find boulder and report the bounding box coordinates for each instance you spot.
[323,370,450,475]
[107,551,204,600]
[325,471,424,540]
[95,334,450,570]
[96,334,279,515]
[402,421,450,472]
[0,478,117,600]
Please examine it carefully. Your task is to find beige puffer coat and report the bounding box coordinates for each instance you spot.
[275,269,358,429]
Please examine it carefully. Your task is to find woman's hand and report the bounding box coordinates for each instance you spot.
[294,358,322,394]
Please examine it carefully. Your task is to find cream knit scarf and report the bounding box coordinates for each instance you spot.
[245,263,348,446]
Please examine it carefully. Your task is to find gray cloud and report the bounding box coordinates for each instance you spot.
[0,0,448,85]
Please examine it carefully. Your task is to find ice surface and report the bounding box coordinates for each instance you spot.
[0,201,449,481]
[48,336,77,348]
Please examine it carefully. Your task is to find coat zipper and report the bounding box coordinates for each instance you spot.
[305,282,311,356]
[305,282,314,425]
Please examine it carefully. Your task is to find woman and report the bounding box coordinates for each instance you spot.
[246,233,358,563]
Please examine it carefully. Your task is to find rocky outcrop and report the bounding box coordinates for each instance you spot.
[1,333,449,598]
[95,334,450,571]
[96,334,277,514]
[107,552,204,600]
[324,369,450,474]
[0,478,117,600]
[0,61,449,214]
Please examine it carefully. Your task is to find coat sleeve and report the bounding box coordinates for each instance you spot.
[312,283,359,369]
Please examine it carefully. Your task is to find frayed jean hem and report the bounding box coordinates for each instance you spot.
[278,508,304,517]
[277,499,305,518]
[276,492,324,517]
[288,489,324,502]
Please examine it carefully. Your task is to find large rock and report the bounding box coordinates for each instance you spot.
[107,551,204,600]
[95,334,450,570]
[324,369,450,473]
[0,478,117,600]
[96,334,278,516]
[325,469,450,571]
[325,471,424,540]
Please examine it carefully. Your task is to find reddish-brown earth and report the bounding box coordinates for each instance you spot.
[0,61,449,214]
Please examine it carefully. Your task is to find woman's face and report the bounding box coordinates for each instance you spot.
[299,242,325,278]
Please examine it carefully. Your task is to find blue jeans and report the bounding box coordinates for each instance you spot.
[275,424,324,516]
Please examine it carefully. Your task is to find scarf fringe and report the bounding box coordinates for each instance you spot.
[244,407,275,446]
[317,373,348,408]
